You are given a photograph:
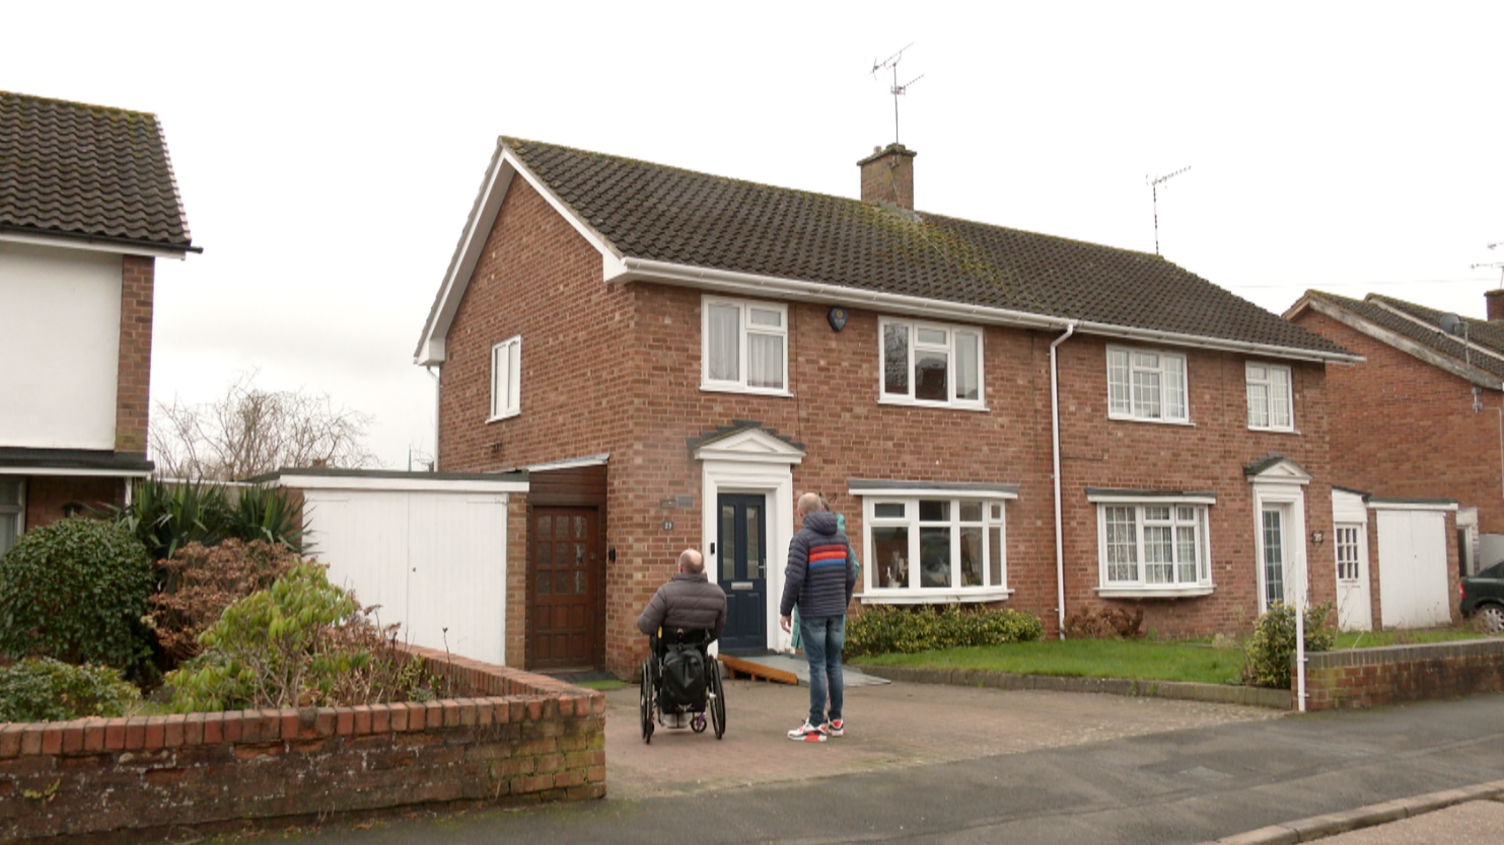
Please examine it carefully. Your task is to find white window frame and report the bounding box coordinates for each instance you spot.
[1106,346,1189,424]
[701,296,790,395]
[0,478,23,557]
[856,487,1014,604]
[878,318,986,410]
[488,336,521,421]
[1089,491,1214,598]
[1245,362,1294,432]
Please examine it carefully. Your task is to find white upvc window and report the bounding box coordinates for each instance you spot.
[1245,362,1293,431]
[879,318,984,409]
[489,336,521,421]
[0,479,23,557]
[1106,346,1188,423]
[1090,491,1214,597]
[702,296,788,394]
[858,488,1013,603]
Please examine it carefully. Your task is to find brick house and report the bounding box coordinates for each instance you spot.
[416,137,1358,676]
[0,92,197,554]
[1286,290,1493,628]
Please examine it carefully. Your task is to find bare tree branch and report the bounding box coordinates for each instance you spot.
[149,371,380,480]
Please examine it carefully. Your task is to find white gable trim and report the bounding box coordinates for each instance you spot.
[1247,457,1312,485]
[414,141,622,366]
[1296,297,1499,390]
[691,428,805,465]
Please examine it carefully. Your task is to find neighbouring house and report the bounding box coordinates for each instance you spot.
[1287,290,1498,629]
[415,137,1360,676]
[0,91,198,554]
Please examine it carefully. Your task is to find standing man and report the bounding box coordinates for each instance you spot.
[780,492,857,742]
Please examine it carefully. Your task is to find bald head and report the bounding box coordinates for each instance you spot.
[798,492,822,516]
[678,548,704,573]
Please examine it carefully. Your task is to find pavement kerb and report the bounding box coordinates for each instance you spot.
[855,665,1292,709]
[1197,779,1504,844]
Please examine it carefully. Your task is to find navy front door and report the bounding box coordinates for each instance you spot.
[717,493,767,652]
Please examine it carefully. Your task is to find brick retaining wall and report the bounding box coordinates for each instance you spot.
[1302,638,1504,710]
[0,645,605,841]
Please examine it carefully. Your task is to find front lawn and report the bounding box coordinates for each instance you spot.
[1336,629,1488,649]
[851,638,1246,685]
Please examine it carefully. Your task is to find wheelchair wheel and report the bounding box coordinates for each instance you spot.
[639,661,654,743]
[709,658,726,740]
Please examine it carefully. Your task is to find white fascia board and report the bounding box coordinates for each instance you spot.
[273,473,528,495]
[1086,492,1218,505]
[1368,299,1504,368]
[0,230,188,260]
[414,142,623,367]
[849,485,1018,500]
[1367,499,1459,513]
[1,467,151,479]
[608,256,1362,363]
[524,453,610,472]
[1304,298,1496,388]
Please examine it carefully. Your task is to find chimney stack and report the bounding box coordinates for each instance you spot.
[858,143,917,210]
[1487,290,1504,322]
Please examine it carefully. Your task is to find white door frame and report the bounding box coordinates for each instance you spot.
[1249,459,1311,614]
[693,428,804,653]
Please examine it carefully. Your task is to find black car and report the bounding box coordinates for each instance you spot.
[1459,560,1504,634]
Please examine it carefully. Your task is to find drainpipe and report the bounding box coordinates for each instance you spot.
[1050,322,1078,640]
[426,365,441,471]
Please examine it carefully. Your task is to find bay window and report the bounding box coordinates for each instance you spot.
[1089,489,1214,597]
[852,481,1016,602]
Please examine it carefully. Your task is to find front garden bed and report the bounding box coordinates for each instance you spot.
[0,645,605,842]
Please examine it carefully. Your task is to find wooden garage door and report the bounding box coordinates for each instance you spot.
[529,507,597,670]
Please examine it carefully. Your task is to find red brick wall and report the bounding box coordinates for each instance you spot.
[0,646,605,842]
[21,475,125,531]
[436,173,1343,671]
[1055,336,1336,636]
[116,255,154,454]
[1290,308,1504,534]
[1303,638,1504,710]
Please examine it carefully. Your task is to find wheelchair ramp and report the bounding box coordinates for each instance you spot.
[719,653,890,687]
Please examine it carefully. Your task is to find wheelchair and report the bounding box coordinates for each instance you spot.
[639,627,726,743]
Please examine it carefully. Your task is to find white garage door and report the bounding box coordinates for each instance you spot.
[302,488,510,666]
[1376,509,1450,629]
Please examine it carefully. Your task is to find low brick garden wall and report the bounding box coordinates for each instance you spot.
[0,645,605,842]
[1303,638,1504,710]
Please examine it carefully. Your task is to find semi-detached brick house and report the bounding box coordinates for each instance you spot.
[0,91,198,553]
[416,137,1359,677]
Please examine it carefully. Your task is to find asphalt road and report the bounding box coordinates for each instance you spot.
[213,683,1504,845]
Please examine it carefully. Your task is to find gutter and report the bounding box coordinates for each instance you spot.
[609,256,1360,364]
[1050,321,1078,639]
[0,225,201,257]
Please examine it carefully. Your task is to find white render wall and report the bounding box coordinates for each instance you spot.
[0,241,122,450]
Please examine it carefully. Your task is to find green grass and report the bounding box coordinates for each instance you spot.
[852,638,1246,685]
[1337,628,1489,649]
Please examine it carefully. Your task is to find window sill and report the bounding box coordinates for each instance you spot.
[1106,415,1194,427]
[860,588,1013,605]
[879,397,989,413]
[485,411,520,424]
[1095,586,1214,599]
[700,383,793,398]
[1247,426,1300,435]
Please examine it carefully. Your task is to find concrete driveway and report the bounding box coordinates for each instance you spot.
[606,675,1285,800]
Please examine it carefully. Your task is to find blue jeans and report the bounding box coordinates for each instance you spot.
[799,614,844,726]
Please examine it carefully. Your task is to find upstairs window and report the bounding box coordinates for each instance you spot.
[703,297,788,394]
[880,319,984,409]
[490,336,521,421]
[1107,346,1188,423]
[1246,363,1293,431]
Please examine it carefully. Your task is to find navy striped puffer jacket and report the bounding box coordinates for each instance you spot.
[779,510,856,619]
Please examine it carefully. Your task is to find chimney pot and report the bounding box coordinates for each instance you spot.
[1487,290,1504,322]
[858,142,918,210]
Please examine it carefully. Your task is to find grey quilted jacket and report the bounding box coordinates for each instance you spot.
[636,571,727,641]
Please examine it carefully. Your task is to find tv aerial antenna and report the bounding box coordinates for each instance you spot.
[1476,241,1504,287]
[1146,166,1191,256]
[872,43,923,146]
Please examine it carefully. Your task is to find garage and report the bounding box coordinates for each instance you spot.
[1372,499,1456,629]
[268,468,527,667]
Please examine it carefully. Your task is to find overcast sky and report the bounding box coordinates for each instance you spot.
[5,2,1502,469]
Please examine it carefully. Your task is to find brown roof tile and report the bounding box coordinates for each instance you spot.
[0,91,195,252]
[503,137,1347,357]
[1305,291,1504,380]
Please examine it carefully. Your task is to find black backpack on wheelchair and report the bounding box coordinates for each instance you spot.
[640,627,725,743]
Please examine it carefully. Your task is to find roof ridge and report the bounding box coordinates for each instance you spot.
[0,90,157,120]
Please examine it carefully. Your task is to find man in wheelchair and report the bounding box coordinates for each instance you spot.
[635,548,728,741]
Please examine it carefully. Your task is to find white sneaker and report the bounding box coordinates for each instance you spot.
[822,719,844,738]
[787,720,827,742]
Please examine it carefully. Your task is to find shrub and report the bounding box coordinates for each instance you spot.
[109,479,305,564]
[1243,601,1337,688]
[0,518,155,671]
[164,563,441,712]
[145,539,302,663]
[0,658,141,722]
[844,605,1044,658]
[1065,605,1145,639]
